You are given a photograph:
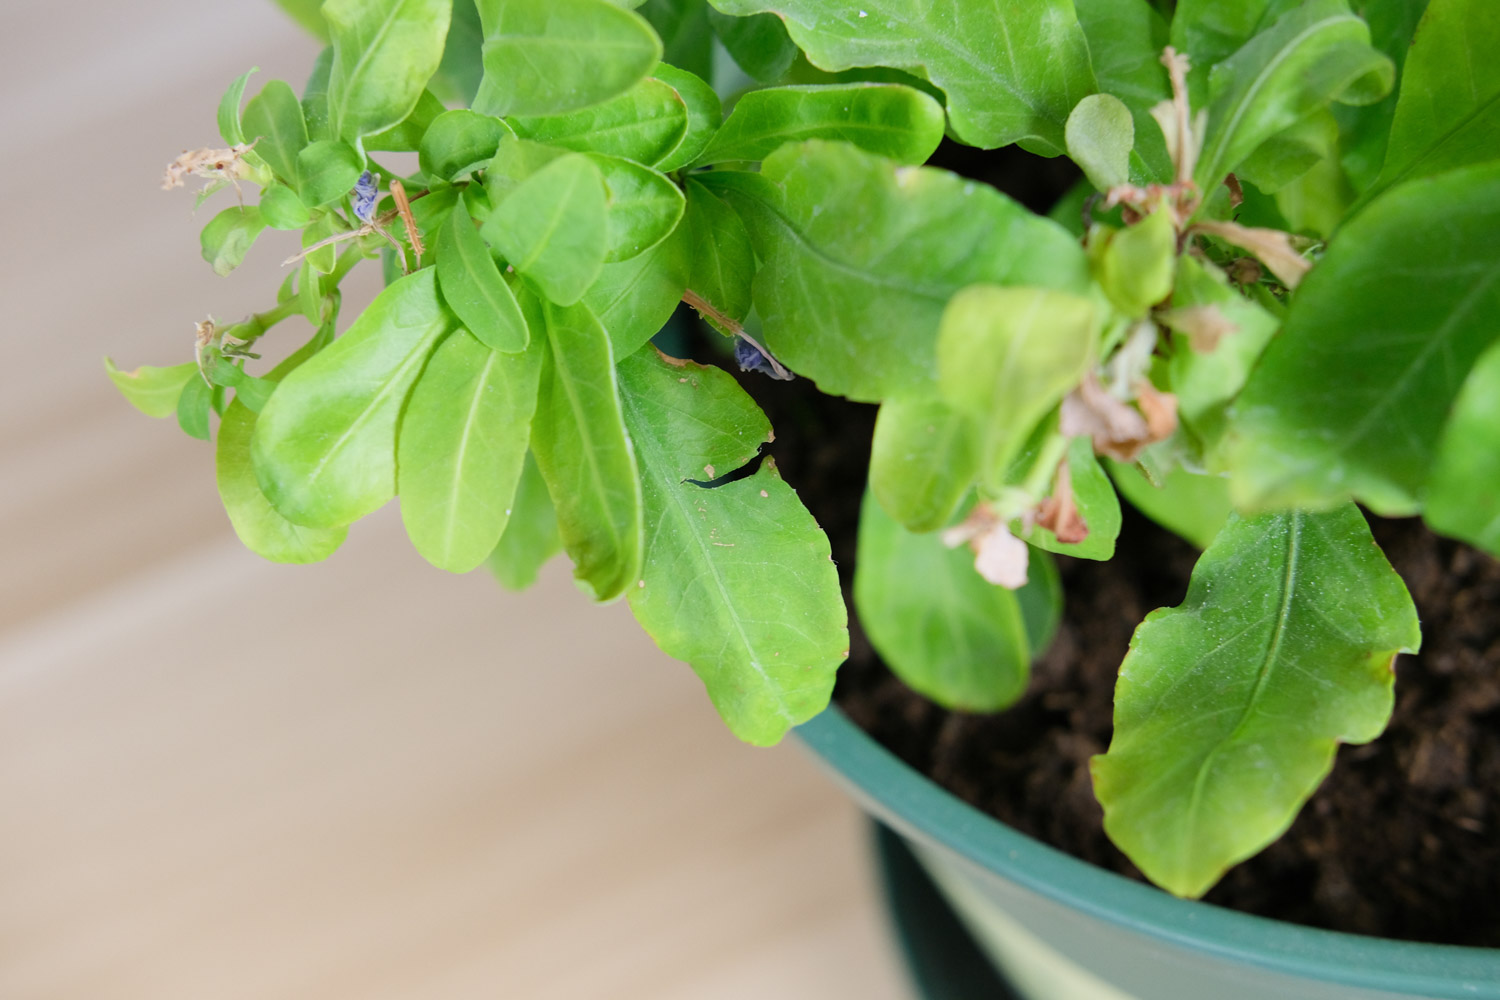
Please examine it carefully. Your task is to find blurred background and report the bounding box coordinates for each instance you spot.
[0,4,907,997]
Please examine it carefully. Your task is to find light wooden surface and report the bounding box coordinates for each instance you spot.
[0,5,909,998]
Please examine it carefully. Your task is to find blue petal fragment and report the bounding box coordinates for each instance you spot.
[352,170,378,224]
[735,337,795,381]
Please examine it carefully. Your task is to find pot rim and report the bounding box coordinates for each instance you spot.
[797,704,1500,997]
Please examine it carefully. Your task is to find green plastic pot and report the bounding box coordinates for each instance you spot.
[797,706,1500,1000]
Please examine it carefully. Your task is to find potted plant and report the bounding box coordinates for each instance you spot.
[112,0,1500,995]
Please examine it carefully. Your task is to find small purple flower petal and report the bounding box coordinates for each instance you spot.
[352,170,378,224]
[734,337,795,381]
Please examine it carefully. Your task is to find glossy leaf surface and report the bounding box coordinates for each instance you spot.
[705,0,1096,152]
[218,67,257,146]
[252,269,451,528]
[581,215,692,358]
[510,77,689,166]
[105,359,199,419]
[216,333,349,563]
[589,154,686,263]
[693,83,945,166]
[201,207,266,277]
[242,79,310,186]
[486,452,562,589]
[855,491,1031,712]
[708,8,798,82]
[398,329,543,573]
[868,394,976,534]
[936,285,1097,489]
[700,142,1089,402]
[1229,163,1500,514]
[1073,0,1171,182]
[436,195,529,352]
[482,153,609,306]
[324,0,451,143]
[651,62,723,172]
[618,349,847,746]
[296,138,363,207]
[682,178,753,329]
[1065,94,1134,192]
[1193,0,1392,195]
[1107,459,1233,550]
[419,108,515,180]
[530,300,643,602]
[1361,0,1500,205]
[474,0,662,117]
[1092,505,1420,898]
[1425,340,1500,557]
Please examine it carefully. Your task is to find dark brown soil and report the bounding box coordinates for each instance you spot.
[711,346,1500,948]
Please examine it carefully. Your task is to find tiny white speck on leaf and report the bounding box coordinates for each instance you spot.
[638,580,645,588]
[679,377,688,383]
[760,490,769,497]
[705,464,715,478]
[858,9,867,16]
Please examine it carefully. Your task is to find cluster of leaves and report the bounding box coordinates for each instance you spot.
[112,0,1500,901]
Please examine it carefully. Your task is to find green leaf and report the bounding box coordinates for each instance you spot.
[582,210,693,358]
[200,206,266,277]
[1360,0,1500,206]
[1424,339,1500,557]
[482,153,609,306]
[436,194,530,353]
[618,348,847,746]
[699,142,1090,402]
[937,286,1098,489]
[216,330,349,564]
[433,0,485,106]
[324,0,451,143]
[1193,0,1393,196]
[1164,256,1279,451]
[303,46,335,141]
[509,77,690,166]
[218,67,258,146]
[301,213,344,274]
[1331,0,1430,194]
[705,0,1097,153]
[1227,162,1500,514]
[242,79,309,186]
[252,269,452,528]
[1073,0,1172,182]
[296,138,363,207]
[868,394,976,534]
[208,360,277,413]
[419,108,516,180]
[473,0,662,118]
[398,328,544,573]
[270,0,330,40]
[681,177,753,332]
[651,63,723,172]
[487,451,562,589]
[105,359,199,419]
[855,491,1031,712]
[1170,0,1300,96]
[708,8,797,83]
[1065,94,1134,192]
[639,0,715,81]
[298,259,323,323]
[1013,435,1121,561]
[177,374,213,441]
[590,154,686,262]
[259,184,311,230]
[530,299,644,602]
[1108,459,1232,550]
[693,83,945,166]
[365,88,447,152]
[1092,505,1420,899]
[1092,207,1176,317]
